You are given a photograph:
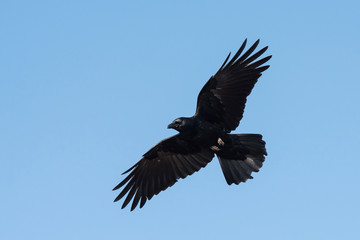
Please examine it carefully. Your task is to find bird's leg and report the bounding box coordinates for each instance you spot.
[210,137,226,152]
[218,130,232,145]
[210,132,229,152]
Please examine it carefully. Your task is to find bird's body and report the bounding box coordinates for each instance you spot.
[168,117,228,148]
[114,39,271,211]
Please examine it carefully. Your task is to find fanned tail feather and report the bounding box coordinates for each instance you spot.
[217,134,267,185]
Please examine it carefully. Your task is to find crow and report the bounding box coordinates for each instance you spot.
[113,39,271,211]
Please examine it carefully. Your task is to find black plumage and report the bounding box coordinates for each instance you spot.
[113,39,271,211]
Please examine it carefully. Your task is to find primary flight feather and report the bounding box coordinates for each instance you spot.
[113,39,271,211]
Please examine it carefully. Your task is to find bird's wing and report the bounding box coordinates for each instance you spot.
[113,134,214,211]
[195,39,271,132]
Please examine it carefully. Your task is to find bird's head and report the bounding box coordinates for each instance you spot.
[167,117,192,132]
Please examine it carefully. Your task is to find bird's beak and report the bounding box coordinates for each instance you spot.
[167,123,176,129]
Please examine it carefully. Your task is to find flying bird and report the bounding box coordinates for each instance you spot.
[113,39,271,211]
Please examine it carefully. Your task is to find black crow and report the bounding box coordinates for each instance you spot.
[113,39,271,211]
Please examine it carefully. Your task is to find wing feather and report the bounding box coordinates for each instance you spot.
[113,134,214,211]
[195,39,271,131]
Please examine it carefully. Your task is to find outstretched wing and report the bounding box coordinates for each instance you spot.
[113,135,214,211]
[195,39,271,132]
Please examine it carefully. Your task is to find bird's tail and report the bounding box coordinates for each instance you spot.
[216,134,267,185]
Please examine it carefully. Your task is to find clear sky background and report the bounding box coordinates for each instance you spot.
[1,1,359,239]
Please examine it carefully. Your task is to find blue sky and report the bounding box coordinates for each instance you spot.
[1,1,359,239]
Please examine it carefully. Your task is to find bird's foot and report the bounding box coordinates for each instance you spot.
[217,138,225,146]
[210,146,221,152]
